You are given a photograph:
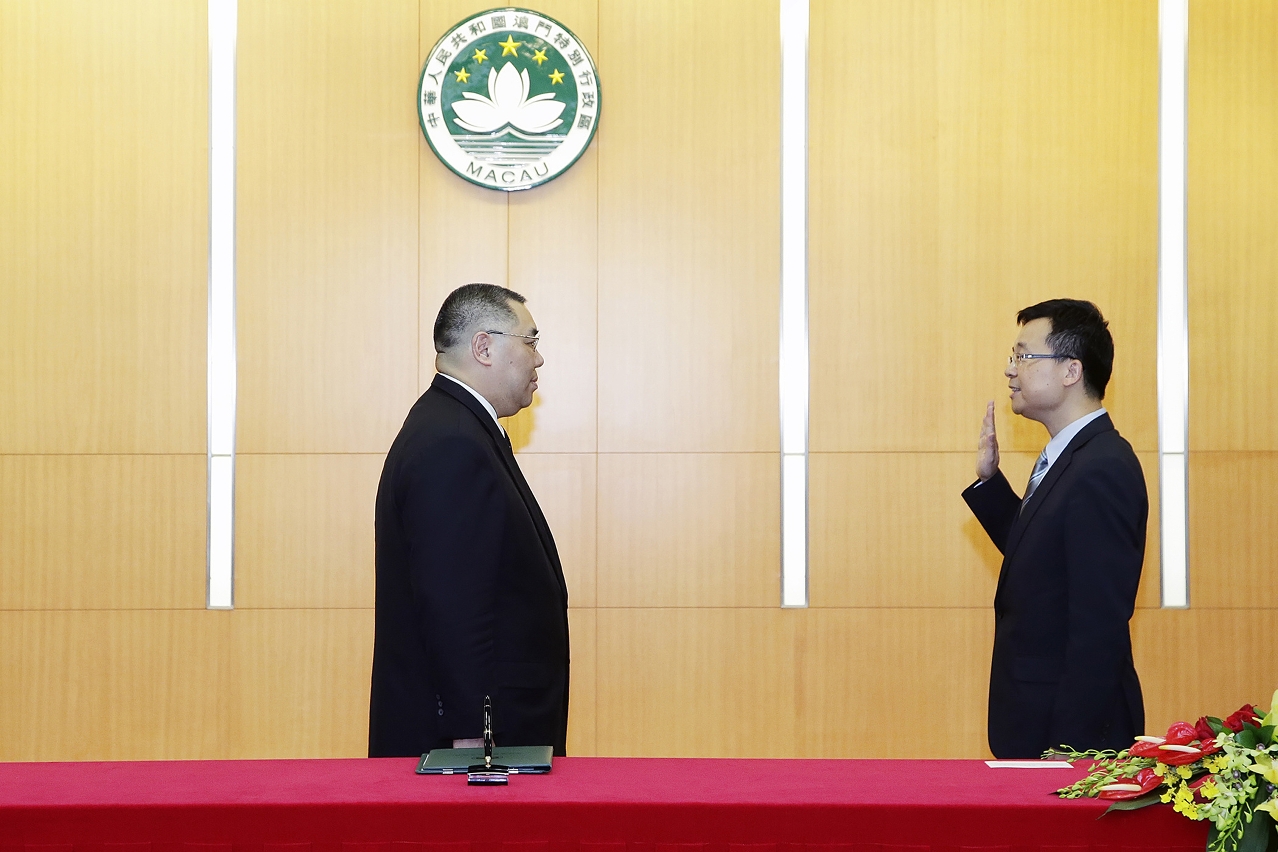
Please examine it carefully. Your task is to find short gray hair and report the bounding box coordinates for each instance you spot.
[433,283,526,352]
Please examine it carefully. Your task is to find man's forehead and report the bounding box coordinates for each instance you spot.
[509,300,537,331]
[1014,317,1051,348]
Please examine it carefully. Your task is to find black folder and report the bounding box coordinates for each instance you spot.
[415,745,554,775]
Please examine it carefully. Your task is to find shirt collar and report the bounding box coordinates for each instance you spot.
[1043,407,1106,468]
[437,372,505,435]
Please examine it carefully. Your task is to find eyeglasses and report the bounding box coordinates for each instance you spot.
[1008,352,1068,369]
[487,330,539,351]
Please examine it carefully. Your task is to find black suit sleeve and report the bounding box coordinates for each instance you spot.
[398,435,504,741]
[1048,454,1146,747]
[962,469,1022,554]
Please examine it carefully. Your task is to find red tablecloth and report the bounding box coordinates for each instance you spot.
[0,757,1206,851]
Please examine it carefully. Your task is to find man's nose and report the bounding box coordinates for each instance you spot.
[535,349,545,368]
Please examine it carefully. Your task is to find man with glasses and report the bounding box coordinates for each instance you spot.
[369,283,569,758]
[963,299,1147,759]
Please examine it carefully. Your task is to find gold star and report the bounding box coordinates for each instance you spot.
[498,35,521,56]
[454,67,470,83]
[472,47,488,64]
[530,48,548,65]
[549,68,564,85]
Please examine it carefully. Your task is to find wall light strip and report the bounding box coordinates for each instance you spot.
[779,0,809,608]
[207,0,238,609]
[1157,0,1189,608]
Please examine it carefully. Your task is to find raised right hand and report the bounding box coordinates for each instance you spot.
[976,400,999,482]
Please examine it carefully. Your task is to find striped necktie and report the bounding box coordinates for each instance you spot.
[1021,449,1049,510]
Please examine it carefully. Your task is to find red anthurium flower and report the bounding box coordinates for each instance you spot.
[1165,721,1199,746]
[1129,737,1165,758]
[1197,736,1222,757]
[1224,704,1260,733]
[1098,768,1163,800]
[1157,744,1203,766]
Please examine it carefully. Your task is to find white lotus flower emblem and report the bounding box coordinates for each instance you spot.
[452,61,565,134]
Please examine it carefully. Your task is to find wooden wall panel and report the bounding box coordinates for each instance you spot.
[237,0,420,454]
[1188,0,1278,452]
[597,454,780,608]
[0,611,232,762]
[0,0,206,454]
[596,609,799,757]
[809,0,1158,455]
[234,454,381,609]
[566,608,597,756]
[223,609,374,758]
[0,456,206,610]
[795,608,994,758]
[516,453,597,607]
[809,452,1023,608]
[597,0,780,453]
[1134,608,1278,734]
[505,149,599,453]
[1188,453,1278,608]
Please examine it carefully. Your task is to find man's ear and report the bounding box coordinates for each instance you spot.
[1062,358,1084,388]
[471,330,494,366]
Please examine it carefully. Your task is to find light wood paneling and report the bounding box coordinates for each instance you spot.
[1188,453,1278,608]
[596,609,798,757]
[234,454,382,609]
[237,0,420,454]
[0,456,206,610]
[810,452,1023,608]
[516,453,597,607]
[597,454,780,607]
[0,0,206,454]
[566,607,597,755]
[224,609,374,758]
[795,608,994,758]
[597,0,780,453]
[809,0,1158,455]
[505,148,599,453]
[0,611,232,762]
[1188,0,1278,451]
[1134,607,1278,736]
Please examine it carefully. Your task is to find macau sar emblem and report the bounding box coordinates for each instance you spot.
[419,8,600,191]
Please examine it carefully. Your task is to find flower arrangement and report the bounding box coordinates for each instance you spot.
[1047,689,1278,852]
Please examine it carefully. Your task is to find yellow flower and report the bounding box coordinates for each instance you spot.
[1177,764,1193,779]
[1199,779,1219,799]
[1153,763,1167,776]
[1251,753,1278,786]
[1256,798,1278,824]
[1160,789,1173,803]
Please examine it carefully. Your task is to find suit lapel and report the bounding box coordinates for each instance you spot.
[431,375,568,603]
[995,414,1114,601]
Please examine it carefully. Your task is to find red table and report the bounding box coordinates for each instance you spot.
[0,757,1206,851]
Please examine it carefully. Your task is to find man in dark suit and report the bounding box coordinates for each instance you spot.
[369,283,569,758]
[963,299,1147,759]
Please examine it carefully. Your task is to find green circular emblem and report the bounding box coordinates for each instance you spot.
[419,8,600,191]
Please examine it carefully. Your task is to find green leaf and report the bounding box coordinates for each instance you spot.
[1208,716,1227,735]
[1101,791,1164,815]
[1236,808,1273,852]
[1258,724,1275,746]
[1240,727,1260,749]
